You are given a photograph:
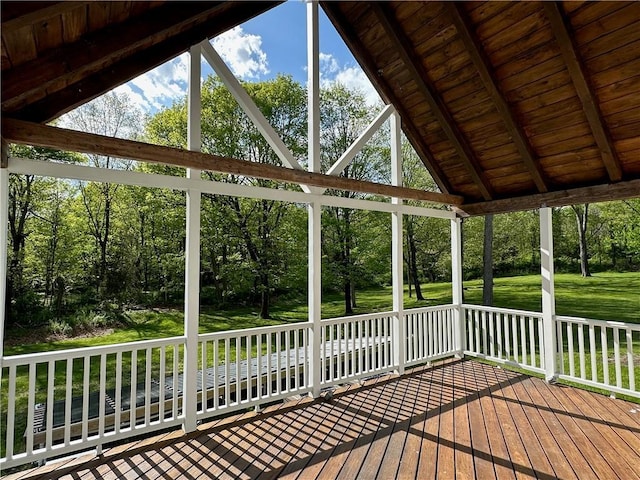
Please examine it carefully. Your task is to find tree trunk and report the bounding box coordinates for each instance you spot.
[405,255,412,298]
[344,279,353,315]
[572,204,591,277]
[483,214,494,306]
[259,272,270,319]
[7,174,34,324]
[408,229,425,301]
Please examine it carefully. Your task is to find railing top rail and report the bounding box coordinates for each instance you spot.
[320,311,398,326]
[462,304,543,318]
[1,336,186,366]
[556,314,640,330]
[198,321,309,342]
[404,305,455,315]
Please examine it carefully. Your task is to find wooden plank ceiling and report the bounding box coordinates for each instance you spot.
[1,1,281,122]
[1,1,639,215]
[321,1,640,214]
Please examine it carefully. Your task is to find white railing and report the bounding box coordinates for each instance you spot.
[556,315,640,399]
[462,305,545,374]
[1,336,185,469]
[320,311,397,387]
[404,305,458,367]
[197,323,312,418]
[4,305,636,469]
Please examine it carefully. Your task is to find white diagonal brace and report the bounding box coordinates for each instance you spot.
[326,104,395,177]
[201,40,315,193]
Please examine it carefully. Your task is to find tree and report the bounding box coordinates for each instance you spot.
[145,75,307,318]
[61,91,141,295]
[571,204,591,277]
[401,140,445,299]
[482,214,494,306]
[320,84,388,314]
[602,200,640,269]
[5,145,80,324]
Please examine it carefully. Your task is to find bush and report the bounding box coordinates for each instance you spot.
[49,319,72,337]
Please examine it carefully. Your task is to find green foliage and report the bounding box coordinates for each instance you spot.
[4,77,639,338]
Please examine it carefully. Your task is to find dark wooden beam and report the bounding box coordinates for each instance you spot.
[543,2,623,182]
[2,118,464,206]
[459,179,640,216]
[7,2,282,123]
[0,1,86,32]
[446,2,550,194]
[1,138,8,168]
[321,2,454,197]
[370,2,494,201]
[2,2,227,112]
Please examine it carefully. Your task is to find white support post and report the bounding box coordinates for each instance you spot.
[451,217,464,357]
[391,112,404,374]
[183,44,201,432]
[0,163,9,362]
[307,0,322,398]
[540,207,558,381]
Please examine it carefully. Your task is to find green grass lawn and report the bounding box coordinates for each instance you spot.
[463,271,640,323]
[5,271,639,356]
[1,272,639,460]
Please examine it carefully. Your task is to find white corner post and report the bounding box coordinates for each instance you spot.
[307,0,322,398]
[451,217,464,357]
[391,112,405,374]
[183,44,202,432]
[0,158,9,363]
[540,207,558,381]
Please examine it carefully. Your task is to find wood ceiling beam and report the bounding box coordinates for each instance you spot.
[1,2,86,33]
[1,138,7,168]
[321,2,454,197]
[543,2,623,182]
[7,2,281,123]
[459,179,640,216]
[370,3,494,201]
[2,118,464,206]
[2,2,226,113]
[446,3,550,194]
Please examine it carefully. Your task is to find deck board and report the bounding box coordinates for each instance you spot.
[6,358,640,480]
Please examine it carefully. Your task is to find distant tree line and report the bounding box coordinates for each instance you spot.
[5,76,640,333]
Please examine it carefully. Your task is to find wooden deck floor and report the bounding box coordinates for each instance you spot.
[6,358,640,480]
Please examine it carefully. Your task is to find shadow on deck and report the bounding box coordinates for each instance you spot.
[6,358,640,480]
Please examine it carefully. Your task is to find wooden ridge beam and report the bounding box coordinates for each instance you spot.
[543,2,623,182]
[370,2,494,201]
[7,2,281,123]
[2,2,227,113]
[459,179,640,216]
[2,119,463,206]
[447,2,550,194]
[320,2,454,196]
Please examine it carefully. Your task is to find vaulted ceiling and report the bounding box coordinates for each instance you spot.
[2,1,639,215]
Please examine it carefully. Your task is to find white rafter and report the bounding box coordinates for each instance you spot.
[200,40,316,194]
[326,104,395,178]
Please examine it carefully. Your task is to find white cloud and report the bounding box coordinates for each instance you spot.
[334,66,380,106]
[113,83,149,113]
[318,52,380,107]
[319,52,339,75]
[101,26,268,114]
[105,53,191,114]
[212,26,269,79]
[128,54,189,111]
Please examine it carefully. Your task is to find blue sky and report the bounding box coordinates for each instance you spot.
[114,2,379,114]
